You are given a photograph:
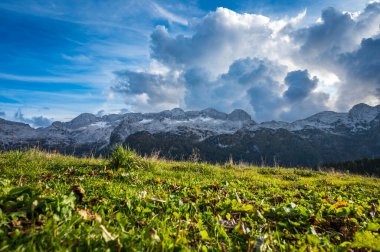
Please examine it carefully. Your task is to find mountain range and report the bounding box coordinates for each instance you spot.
[1,103,379,167]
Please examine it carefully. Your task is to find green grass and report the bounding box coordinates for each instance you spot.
[0,149,380,251]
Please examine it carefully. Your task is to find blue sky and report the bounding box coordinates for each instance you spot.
[0,0,379,126]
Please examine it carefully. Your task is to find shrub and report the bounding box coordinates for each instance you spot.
[109,145,151,171]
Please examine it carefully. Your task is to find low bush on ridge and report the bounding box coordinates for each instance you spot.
[109,145,152,171]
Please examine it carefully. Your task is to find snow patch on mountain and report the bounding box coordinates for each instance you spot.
[248,104,380,133]
[1,104,379,151]
[349,103,380,122]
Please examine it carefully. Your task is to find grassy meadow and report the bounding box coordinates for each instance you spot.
[0,148,379,251]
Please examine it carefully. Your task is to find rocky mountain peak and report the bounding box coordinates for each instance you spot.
[200,108,228,120]
[67,113,100,129]
[228,109,252,121]
[348,103,380,122]
[0,118,31,128]
[171,108,185,115]
[167,108,187,120]
[51,121,65,128]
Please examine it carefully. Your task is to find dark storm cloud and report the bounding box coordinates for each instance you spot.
[281,70,329,121]
[183,58,328,122]
[339,37,380,87]
[295,2,380,62]
[284,70,318,101]
[221,58,285,121]
[182,58,285,119]
[150,26,192,68]
[183,67,212,110]
[335,36,380,106]
[295,7,355,59]
[248,85,284,121]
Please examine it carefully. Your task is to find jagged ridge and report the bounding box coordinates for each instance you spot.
[1,104,379,166]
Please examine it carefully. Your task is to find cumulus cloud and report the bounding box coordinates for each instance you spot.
[280,70,329,121]
[115,8,306,120]
[113,3,380,121]
[284,70,318,101]
[292,2,380,110]
[340,37,380,85]
[183,58,285,118]
[150,7,299,75]
[216,58,286,121]
[183,58,328,121]
[14,109,52,128]
[183,67,213,110]
[294,3,380,63]
[336,36,380,107]
[112,70,185,112]
[245,68,328,122]
[295,8,356,61]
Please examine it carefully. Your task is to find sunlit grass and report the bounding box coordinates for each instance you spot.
[0,148,379,251]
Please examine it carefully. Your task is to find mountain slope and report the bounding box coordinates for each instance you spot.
[1,104,379,166]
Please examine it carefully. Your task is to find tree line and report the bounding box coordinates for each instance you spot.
[316,158,380,177]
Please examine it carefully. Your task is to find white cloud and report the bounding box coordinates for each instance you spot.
[150,7,303,76]
[112,70,185,112]
[62,54,91,63]
[0,73,76,83]
[2,1,377,122]
[152,3,188,26]
[115,7,327,120]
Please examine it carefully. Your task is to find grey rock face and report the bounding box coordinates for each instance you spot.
[228,109,251,121]
[66,113,100,129]
[200,108,228,120]
[349,103,380,122]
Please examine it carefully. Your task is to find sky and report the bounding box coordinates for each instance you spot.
[0,0,379,127]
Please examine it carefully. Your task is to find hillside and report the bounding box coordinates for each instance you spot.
[1,103,380,167]
[0,149,379,251]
